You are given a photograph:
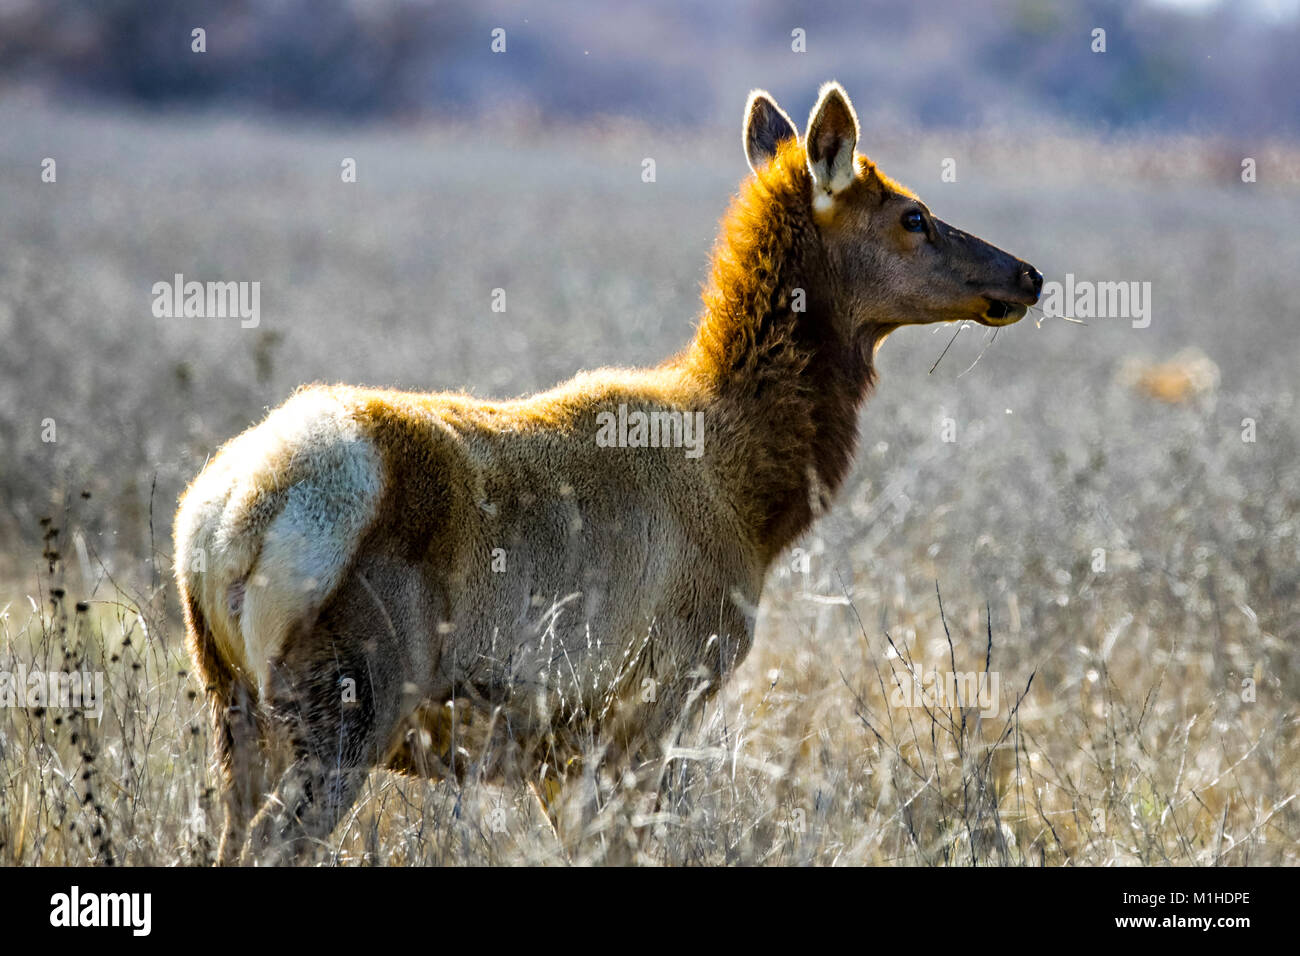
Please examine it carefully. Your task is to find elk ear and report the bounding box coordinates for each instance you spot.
[805,82,859,205]
[744,90,797,173]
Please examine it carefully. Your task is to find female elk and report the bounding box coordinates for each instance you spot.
[174,82,1041,863]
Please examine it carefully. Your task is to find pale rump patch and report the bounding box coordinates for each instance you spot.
[175,387,384,693]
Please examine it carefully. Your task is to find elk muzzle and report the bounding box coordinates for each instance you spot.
[938,219,1043,327]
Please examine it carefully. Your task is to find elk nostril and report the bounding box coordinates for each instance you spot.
[1020,265,1043,297]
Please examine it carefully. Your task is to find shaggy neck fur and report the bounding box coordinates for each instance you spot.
[678,140,883,564]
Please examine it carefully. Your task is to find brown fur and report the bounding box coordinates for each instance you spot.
[174,83,1041,864]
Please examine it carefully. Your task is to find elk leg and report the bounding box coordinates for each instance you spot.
[242,654,379,866]
[212,680,267,865]
[241,568,415,865]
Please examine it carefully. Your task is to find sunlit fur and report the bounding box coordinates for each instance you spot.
[175,83,1039,864]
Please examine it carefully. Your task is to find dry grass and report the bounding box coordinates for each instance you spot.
[3,528,1293,866]
[1,100,1296,865]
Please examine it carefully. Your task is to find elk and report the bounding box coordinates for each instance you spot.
[174,82,1041,864]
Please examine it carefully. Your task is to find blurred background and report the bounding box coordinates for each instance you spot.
[0,0,1296,865]
[4,0,1300,132]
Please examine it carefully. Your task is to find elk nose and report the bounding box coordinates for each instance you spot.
[1018,264,1044,299]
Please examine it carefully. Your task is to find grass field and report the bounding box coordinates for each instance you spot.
[1,97,1296,864]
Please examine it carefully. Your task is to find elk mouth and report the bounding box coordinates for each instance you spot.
[978,298,1028,327]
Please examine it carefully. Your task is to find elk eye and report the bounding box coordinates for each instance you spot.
[901,210,926,233]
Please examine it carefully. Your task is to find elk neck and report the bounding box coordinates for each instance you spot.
[676,145,882,566]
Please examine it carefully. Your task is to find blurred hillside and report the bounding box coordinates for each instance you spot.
[2,0,1299,135]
